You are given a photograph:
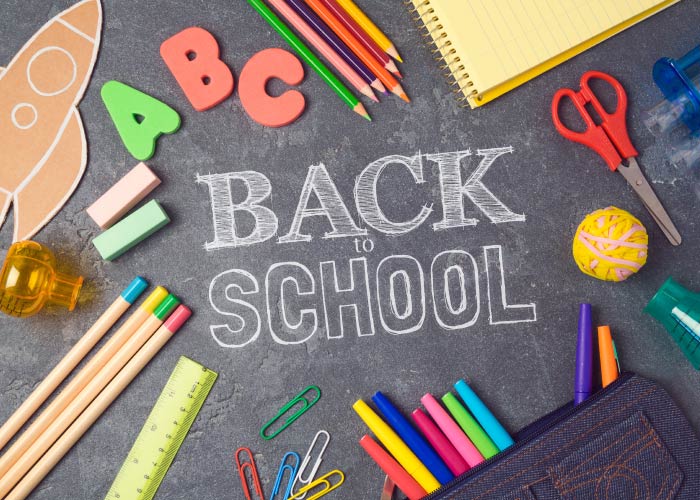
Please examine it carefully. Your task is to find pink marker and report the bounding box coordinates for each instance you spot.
[421,393,484,468]
[412,408,469,476]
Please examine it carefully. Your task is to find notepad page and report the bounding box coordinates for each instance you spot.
[414,0,680,106]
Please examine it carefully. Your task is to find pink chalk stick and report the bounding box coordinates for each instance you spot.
[87,163,161,229]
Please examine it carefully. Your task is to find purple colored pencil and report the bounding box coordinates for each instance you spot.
[285,0,388,94]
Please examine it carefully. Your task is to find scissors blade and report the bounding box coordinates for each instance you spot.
[381,475,396,500]
[617,158,682,246]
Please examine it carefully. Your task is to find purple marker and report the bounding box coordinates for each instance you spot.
[574,303,593,405]
[285,0,389,94]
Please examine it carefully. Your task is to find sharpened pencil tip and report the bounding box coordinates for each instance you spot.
[400,92,410,103]
[386,45,402,62]
[354,102,371,121]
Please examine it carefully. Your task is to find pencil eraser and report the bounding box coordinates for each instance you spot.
[92,200,170,261]
[86,163,161,229]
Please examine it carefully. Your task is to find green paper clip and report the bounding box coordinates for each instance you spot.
[260,386,321,440]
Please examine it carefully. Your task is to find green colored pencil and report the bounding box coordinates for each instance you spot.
[246,0,371,121]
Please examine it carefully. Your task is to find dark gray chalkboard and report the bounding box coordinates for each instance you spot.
[1,1,699,498]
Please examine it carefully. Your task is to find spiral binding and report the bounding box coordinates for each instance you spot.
[403,0,480,107]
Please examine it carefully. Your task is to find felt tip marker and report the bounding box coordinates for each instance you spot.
[454,380,514,452]
[411,408,469,477]
[441,393,499,459]
[359,435,427,500]
[597,326,619,388]
[372,391,454,485]
[575,303,593,405]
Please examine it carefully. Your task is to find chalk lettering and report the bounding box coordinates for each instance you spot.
[265,262,318,344]
[376,255,426,334]
[484,245,536,324]
[431,250,480,330]
[208,269,261,348]
[320,258,375,339]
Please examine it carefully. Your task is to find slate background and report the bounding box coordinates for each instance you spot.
[1,1,699,498]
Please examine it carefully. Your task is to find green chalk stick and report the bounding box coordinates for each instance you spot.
[93,200,170,261]
[442,392,499,459]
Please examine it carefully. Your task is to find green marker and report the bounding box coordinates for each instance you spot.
[442,392,499,459]
[246,0,371,121]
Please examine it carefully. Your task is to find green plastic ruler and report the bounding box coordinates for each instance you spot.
[104,356,218,500]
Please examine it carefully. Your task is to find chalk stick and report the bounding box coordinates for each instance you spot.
[87,163,161,229]
[93,200,170,261]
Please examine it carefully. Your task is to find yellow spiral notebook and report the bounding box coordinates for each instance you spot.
[408,0,681,108]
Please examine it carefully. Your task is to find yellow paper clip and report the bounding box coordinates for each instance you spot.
[291,430,331,499]
[288,470,345,500]
[260,385,321,440]
[234,447,264,500]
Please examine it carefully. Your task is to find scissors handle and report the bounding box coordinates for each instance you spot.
[552,71,638,171]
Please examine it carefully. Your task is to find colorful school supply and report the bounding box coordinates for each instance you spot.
[260,385,321,440]
[359,436,427,500]
[292,430,331,498]
[7,307,192,500]
[0,241,83,317]
[598,326,620,387]
[335,0,401,62]
[270,452,300,500]
[552,71,681,246]
[0,0,101,242]
[269,0,376,101]
[572,207,648,282]
[441,393,498,460]
[381,475,395,500]
[246,0,370,120]
[372,391,453,484]
[103,356,216,500]
[87,163,161,229]
[319,0,400,78]
[235,448,265,500]
[286,0,385,94]
[453,380,514,452]
[574,303,593,405]
[0,294,179,497]
[0,276,146,451]
[420,393,483,468]
[411,408,468,477]
[645,277,700,369]
[409,0,679,108]
[92,199,170,261]
[288,470,344,500]
[353,399,440,492]
[305,0,408,102]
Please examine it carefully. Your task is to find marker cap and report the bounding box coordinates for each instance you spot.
[121,276,148,304]
[164,305,192,332]
[141,286,169,313]
[154,294,180,320]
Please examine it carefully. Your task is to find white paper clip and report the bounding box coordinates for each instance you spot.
[291,430,331,499]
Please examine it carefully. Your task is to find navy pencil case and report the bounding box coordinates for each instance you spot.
[424,373,700,499]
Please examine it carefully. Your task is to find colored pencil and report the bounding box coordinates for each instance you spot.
[269,0,377,101]
[246,0,371,120]
[0,277,147,453]
[5,306,192,500]
[336,0,402,62]
[320,0,401,78]
[287,0,387,94]
[305,0,408,101]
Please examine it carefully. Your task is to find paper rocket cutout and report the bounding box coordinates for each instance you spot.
[0,0,102,241]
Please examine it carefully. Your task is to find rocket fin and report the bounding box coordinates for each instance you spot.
[13,107,87,241]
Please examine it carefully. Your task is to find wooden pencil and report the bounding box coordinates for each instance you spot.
[0,277,147,453]
[4,306,192,500]
[305,0,408,102]
[336,0,402,62]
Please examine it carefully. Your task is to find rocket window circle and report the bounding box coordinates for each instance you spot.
[11,103,38,130]
[27,46,77,97]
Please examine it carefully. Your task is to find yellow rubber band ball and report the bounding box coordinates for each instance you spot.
[572,207,648,282]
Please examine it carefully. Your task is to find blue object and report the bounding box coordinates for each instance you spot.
[120,276,148,304]
[574,303,593,405]
[454,379,515,452]
[653,46,700,135]
[371,391,454,485]
[269,452,299,500]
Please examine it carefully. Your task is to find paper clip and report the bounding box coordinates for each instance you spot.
[234,447,264,500]
[269,451,300,500]
[288,470,345,500]
[260,385,321,440]
[291,430,331,499]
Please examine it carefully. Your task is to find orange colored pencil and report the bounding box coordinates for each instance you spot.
[304,0,408,102]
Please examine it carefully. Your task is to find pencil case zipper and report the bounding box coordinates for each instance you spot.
[422,372,634,500]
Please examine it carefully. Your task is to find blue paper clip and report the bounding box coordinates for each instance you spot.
[291,430,331,499]
[260,386,321,440]
[269,452,300,500]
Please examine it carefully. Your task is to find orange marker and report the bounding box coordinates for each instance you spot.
[598,326,620,387]
[305,0,408,102]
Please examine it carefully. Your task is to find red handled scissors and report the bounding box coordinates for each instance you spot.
[552,70,681,246]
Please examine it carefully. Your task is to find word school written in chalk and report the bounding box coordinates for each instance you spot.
[197,147,525,249]
[208,245,536,348]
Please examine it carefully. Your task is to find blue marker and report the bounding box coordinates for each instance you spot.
[372,391,454,485]
[454,379,514,451]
